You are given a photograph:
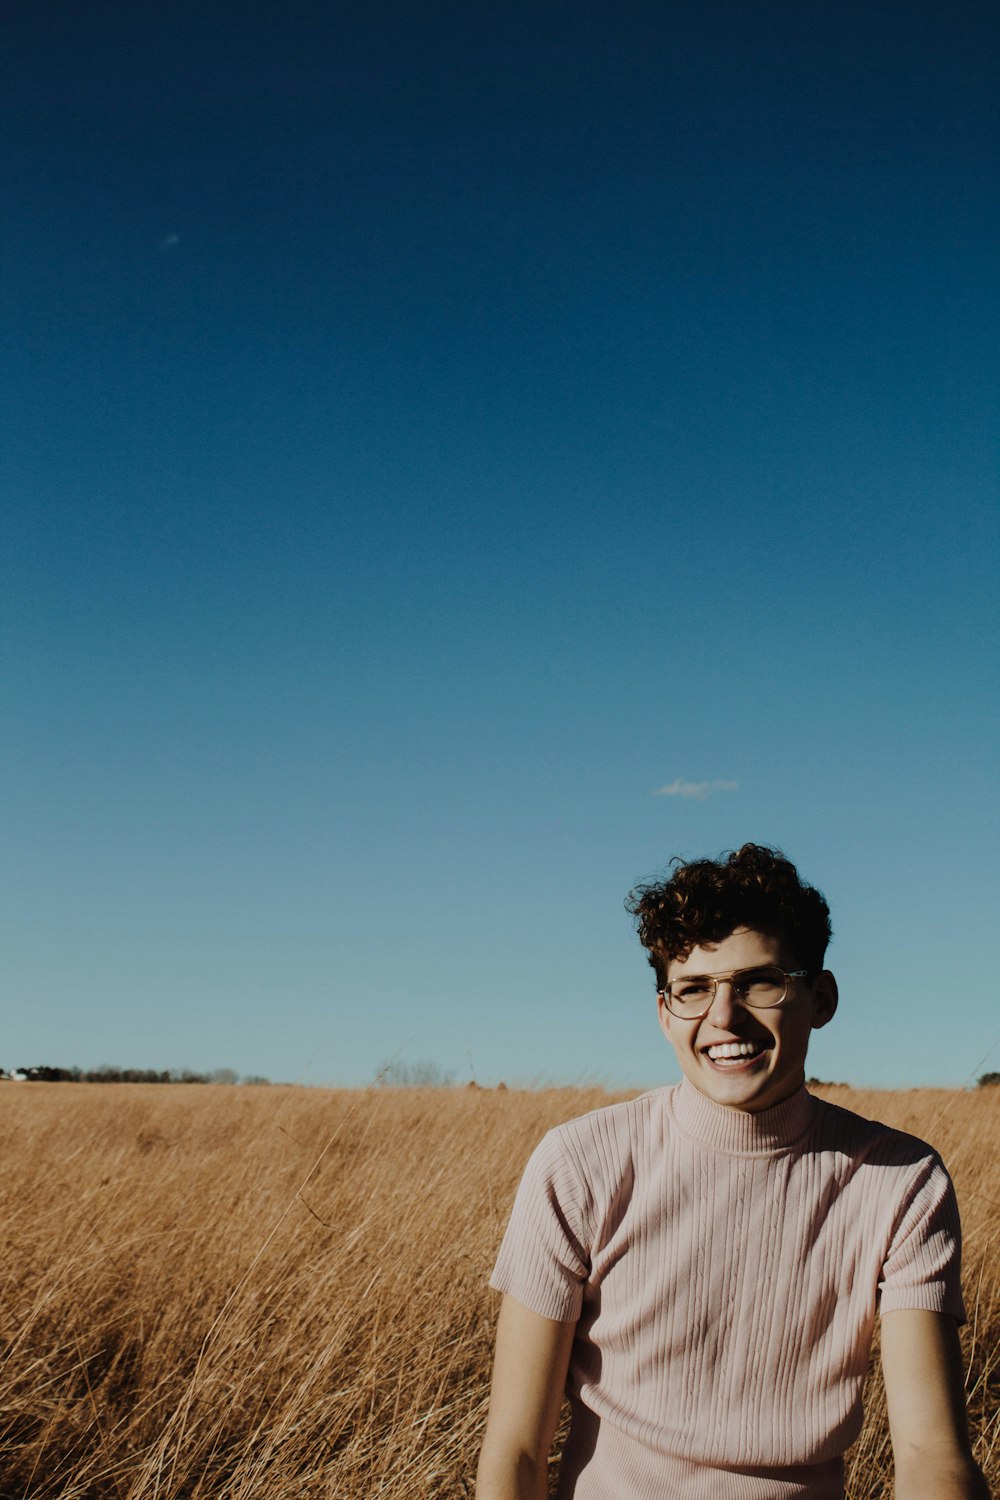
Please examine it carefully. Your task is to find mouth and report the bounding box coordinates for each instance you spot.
[702,1040,771,1068]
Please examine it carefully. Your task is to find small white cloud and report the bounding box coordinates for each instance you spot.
[653,778,738,800]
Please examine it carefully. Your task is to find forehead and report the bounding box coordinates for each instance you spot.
[666,926,791,979]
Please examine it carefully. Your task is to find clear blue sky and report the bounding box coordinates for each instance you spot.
[3,0,998,1089]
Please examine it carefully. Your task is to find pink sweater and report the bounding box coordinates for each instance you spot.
[490,1081,964,1499]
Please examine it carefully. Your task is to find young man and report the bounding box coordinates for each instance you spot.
[476,845,988,1500]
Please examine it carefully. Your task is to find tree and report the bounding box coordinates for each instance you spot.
[377,1060,456,1088]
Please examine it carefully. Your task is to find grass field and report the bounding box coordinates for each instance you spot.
[1,1081,996,1498]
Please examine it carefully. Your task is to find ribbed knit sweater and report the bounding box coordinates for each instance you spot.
[490,1081,964,1499]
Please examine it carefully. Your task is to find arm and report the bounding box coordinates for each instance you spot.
[476,1293,576,1500]
[880,1309,990,1500]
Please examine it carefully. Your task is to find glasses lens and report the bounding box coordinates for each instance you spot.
[667,978,716,1016]
[733,967,787,1007]
[666,967,789,1015]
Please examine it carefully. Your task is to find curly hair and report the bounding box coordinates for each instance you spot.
[625,844,832,987]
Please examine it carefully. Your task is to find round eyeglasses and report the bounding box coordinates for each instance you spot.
[659,965,809,1019]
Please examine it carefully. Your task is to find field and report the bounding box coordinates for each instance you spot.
[1,1081,997,1499]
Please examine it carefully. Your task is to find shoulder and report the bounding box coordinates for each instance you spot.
[524,1088,669,1196]
[808,1095,960,1234]
[539,1087,668,1159]
[810,1094,947,1171]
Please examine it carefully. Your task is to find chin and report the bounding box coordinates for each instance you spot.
[694,1059,802,1112]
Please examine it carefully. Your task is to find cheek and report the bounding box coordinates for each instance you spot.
[658,1010,692,1053]
[774,1018,812,1060]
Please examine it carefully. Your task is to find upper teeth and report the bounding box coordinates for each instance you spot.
[707,1042,763,1060]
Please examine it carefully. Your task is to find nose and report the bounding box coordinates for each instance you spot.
[706,979,743,1028]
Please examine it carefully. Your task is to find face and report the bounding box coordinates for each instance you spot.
[657,927,837,1113]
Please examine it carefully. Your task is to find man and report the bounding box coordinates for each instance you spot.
[476,845,988,1499]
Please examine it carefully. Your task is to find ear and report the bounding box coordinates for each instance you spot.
[656,990,673,1043]
[810,971,838,1030]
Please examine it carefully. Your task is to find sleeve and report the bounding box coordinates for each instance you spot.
[878,1153,966,1323]
[489,1126,593,1323]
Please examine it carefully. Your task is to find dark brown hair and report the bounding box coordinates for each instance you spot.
[625,843,832,987]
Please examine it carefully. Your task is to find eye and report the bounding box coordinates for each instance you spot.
[675,980,713,1001]
[738,967,785,1000]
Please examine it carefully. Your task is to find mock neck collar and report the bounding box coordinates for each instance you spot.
[669,1076,817,1154]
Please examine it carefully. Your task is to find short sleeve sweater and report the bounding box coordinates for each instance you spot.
[490,1081,964,1500]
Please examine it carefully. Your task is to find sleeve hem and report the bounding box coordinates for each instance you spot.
[489,1272,582,1324]
[879,1285,967,1325]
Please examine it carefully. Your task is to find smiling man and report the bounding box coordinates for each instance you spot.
[476,845,987,1500]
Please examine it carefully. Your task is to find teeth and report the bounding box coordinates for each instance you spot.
[706,1042,764,1061]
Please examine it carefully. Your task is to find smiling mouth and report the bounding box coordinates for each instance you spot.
[704,1040,770,1064]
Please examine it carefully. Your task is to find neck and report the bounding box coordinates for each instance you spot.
[670,1077,816,1153]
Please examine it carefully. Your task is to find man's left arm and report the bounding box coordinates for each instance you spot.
[880,1309,990,1499]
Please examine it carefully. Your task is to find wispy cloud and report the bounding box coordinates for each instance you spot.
[653,778,738,801]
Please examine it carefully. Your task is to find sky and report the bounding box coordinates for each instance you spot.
[2,0,998,1091]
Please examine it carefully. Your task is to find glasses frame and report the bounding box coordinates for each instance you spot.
[658,965,810,1020]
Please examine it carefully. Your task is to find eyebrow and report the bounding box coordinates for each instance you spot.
[670,964,776,983]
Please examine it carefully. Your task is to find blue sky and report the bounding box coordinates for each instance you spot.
[3,0,998,1089]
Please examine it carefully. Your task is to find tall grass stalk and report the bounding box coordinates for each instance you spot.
[0,1082,995,1498]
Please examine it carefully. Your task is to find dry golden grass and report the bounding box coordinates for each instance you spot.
[0,1081,996,1499]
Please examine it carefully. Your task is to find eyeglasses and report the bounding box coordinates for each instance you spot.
[659,965,809,1019]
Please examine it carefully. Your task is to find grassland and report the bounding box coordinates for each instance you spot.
[1,1081,996,1498]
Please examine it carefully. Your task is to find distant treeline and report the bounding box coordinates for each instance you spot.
[5,1066,271,1085]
